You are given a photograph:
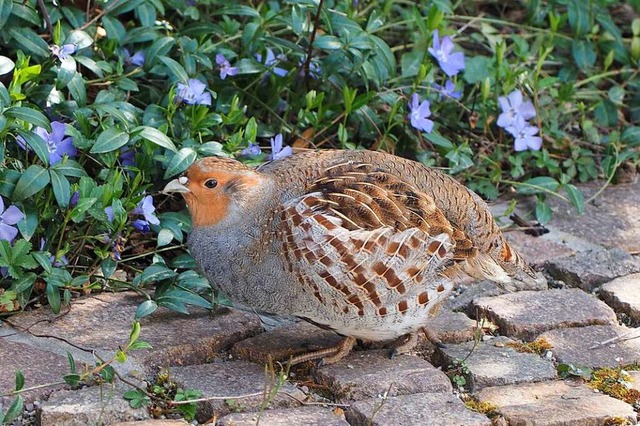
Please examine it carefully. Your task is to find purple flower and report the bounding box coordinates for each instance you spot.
[175,79,212,106]
[16,121,76,165]
[507,120,542,152]
[299,59,321,78]
[428,30,465,77]
[408,93,434,133]
[497,90,536,129]
[434,80,462,100]
[104,206,114,222]
[131,195,160,232]
[123,48,145,67]
[240,143,262,157]
[119,148,136,167]
[70,191,80,207]
[50,44,77,60]
[0,198,23,242]
[39,238,68,267]
[257,48,287,77]
[269,134,292,161]
[102,233,123,261]
[215,54,238,80]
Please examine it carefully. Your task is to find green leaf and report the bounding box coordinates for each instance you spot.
[63,374,81,387]
[128,321,141,346]
[67,351,77,373]
[68,72,87,106]
[516,176,560,195]
[9,27,49,57]
[164,147,196,178]
[16,129,50,166]
[11,273,36,293]
[159,56,189,82]
[5,107,51,131]
[15,370,24,391]
[145,37,175,68]
[47,282,61,314]
[313,35,343,50]
[400,51,424,78]
[157,228,174,247]
[594,99,618,127]
[64,30,93,49]
[0,0,14,28]
[535,198,552,224]
[564,184,585,215]
[133,126,177,152]
[622,126,640,146]
[50,169,71,208]
[56,58,77,89]
[52,159,88,178]
[101,257,117,279]
[463,55,493,84]
[90,127,130,154]
[571,40,596,70]
[12,164,50,201]
[4,395,24,424]
[135,299,158,319]
[567,0,590,36]
[140,264,178,284]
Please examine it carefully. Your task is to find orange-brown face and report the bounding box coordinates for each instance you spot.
[163,157,261,228]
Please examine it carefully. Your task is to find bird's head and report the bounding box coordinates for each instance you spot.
[163,157,265,228]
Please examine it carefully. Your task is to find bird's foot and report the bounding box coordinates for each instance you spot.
[287,336,357,367]
[387,332,418,359]
[423,326,446,348]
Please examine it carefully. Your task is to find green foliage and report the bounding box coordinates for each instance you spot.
[0,0,638,317]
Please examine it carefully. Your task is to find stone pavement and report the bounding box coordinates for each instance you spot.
[1,179,640,425]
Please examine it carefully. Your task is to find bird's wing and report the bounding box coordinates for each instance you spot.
[277,161,480,317]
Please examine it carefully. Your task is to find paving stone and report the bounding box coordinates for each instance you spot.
[433,336,557,392]
[0,339,78,406]
[424,308,478,344]
[540,325,640,369]
[313,350,451,401]
[474,289,617,340]
[4,292,262,372]
[445,281,505,316]
[169,360,304,422]
[230,322,343,365]
[600,273,640,324]
[217,406,349,426]
[345,392,491,426]
[545,248,640,291]
[545,179,640,253]
[503,230,576,267]
[476,380,637,425]
[39,383,149,426]
[630,371,640,392]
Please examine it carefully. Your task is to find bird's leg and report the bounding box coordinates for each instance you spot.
[422,326,446,348]
[388,332,418,358]
[287,336,356,367]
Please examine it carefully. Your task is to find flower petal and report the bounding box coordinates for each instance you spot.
[527,136,543,151]
[0,223,18,242]
[507,90,523,108]
[497,96,510,113]
[519,101,537,120]
[514,137,527,151]
[2,205,23,225]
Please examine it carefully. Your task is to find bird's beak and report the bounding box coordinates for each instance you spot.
[162,176,191,194]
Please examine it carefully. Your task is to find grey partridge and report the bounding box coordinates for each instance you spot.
[163,149,539,365]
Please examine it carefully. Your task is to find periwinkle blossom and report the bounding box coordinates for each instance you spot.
[104,206,114,222]
[215,54,238,80]
[408,93,434,133]
[507,120,542,152]
[123,48,145,67]
[175,79,212,106]
[70,191,80,207]
[0,197,23,242]
[132,195,160,232]
[50,44,77,60]
[299,59,321,79]
[428,30,465,77]
[17,121,76,165]
[240,143,262,157]
[269,134,292,161]
[256,48,287,77]
[497,89,536,129]
[39,238,68,267]
[119,148,136,167]
[434,80,462,100]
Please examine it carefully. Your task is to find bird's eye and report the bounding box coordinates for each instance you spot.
[204,179,218,189]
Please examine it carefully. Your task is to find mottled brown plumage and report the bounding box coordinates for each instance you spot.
[164,149,539,365]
